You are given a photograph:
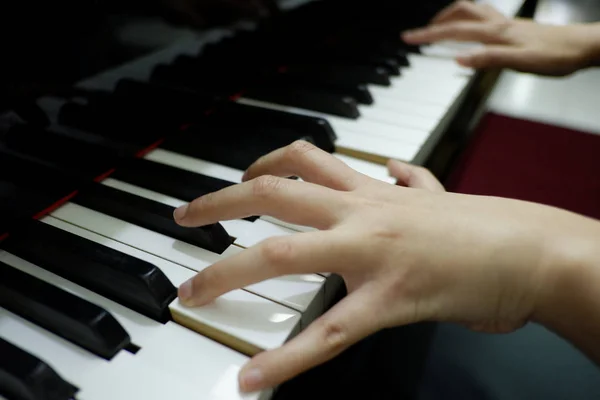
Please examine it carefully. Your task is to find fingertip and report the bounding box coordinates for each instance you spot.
[177,279,196,307]
[241,169,250,182]
[239,366,265,392]
[386,159,407,179]
[173,204,188,224]
[400,30,419,43]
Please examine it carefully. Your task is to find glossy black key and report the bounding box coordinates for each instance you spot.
[2,218,177,323]
[168,57,373,104]
[63,79,337,152]
[112,157,234,203]
[57,102,166,148]
[272,72,373,105]
[2,124,119,180]
[0,261,130,360]
[0,148,233,254]
[72,181,233,254]
[116,78,336,144]
[244,85,360,118]
[155,60,361,118]
[0,338,79,400]
[278,63,391,87]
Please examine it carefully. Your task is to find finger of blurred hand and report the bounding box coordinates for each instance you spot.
[456,45,526,69]
[243,140,367,190]
[430,0,489,25]
[178,230,363,306]
[402,21,507,44]
[387,159,445,192]
[174,176,349,229]
[237,289,385,392]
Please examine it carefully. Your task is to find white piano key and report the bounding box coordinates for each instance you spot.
[333,153,395,184]
[368,94,447,121]
[235,97,421,161]
[334,128,420,162]
[42,217,309,344]
[47,203,322,326]
[0,308,266,400]
[0,245,299,355]
[97,178,326,321]
[405,53,474,76]
[145,149,246,183]
[237,96,429,147]
[358,103,439,133]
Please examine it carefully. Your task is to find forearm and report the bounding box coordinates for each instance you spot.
[534,215,600,364]
[581,22,600,68]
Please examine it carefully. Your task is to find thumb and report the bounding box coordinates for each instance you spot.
[456,45,527,69]
[238,290,384,392]
[387,159,445,192]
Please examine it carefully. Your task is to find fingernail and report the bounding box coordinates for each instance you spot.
[240,368,263,392]
[178,279,194,306]
[173,204,188,222]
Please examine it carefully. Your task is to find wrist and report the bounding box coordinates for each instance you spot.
[532,213,600,356]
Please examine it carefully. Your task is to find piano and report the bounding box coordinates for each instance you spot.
[0,0,531,399]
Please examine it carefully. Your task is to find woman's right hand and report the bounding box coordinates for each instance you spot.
[402,1,599,76]
[172,141,600,393]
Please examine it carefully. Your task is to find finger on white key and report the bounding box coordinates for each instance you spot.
[37,216,304,354]
[96,179,325,321]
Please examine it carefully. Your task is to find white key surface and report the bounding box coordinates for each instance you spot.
[1,245,299,356]
[0,308,267,400]
[47,204,318,325]
[97,178,326,319]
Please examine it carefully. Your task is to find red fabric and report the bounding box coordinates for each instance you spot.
[445,112,600,220]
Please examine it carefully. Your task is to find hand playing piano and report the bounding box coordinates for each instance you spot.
[401,0,600,76]
[173,140,600,393]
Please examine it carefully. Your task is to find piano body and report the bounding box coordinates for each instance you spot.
[0,0,532,399]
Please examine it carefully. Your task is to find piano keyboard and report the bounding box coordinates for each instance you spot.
[1,0,525,399]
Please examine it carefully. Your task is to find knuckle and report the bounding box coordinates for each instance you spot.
[252,175,284,198]
[415,166,434,179]
[372,226,403,242]
[260,237,295,267]
[286,140,316,161]
[318,319,349,355]
[455,0,472,11]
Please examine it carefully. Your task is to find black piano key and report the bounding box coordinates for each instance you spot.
[244,85,360,118]
[72,182,233,255]
[0,147,233,254]
[155,61,361,118]
[163,124,313,171]
[2,124,119,180]
[169,57,374,104]
[0,338,79,400]
[112,157,233,203]
[0,261,131,360]
[274,74,373,105]
[100,78,336,152]
[0,179,68,236]
[278,63,391,87]
[2,218,177,323]
[57,102,166,148]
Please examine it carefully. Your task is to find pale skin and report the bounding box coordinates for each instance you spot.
[402,0,600,76]
[173,141,600,393]
[171,1,600,393]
